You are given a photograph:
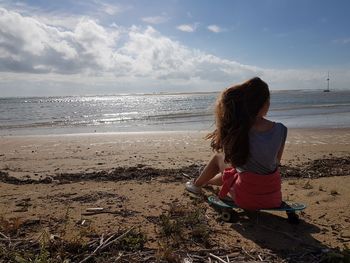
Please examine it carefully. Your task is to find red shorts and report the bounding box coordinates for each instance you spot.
[220,168,282,210]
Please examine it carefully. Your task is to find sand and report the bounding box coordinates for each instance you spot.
[0,128,349,262]
[1,128,349,179]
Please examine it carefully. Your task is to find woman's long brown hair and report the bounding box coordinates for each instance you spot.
[206,77,270,166]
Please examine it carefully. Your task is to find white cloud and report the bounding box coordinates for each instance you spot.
[33,13,83,30]
[1,0,131,26]
[141,15,169,24]
[0,7,120,74]
[0,6,349,96]
[176,24,197,33]
[99,2,130,15]
[207,24,223,33]
[0,7,253,82]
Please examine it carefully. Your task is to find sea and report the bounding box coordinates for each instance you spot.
[1,90,350,136]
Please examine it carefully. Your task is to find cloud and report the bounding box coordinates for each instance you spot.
[207,24,224,33]
[0,1,85,30]
[33,13,84,30]
[99,2,131,15]
[0,7,255,82]
[0,6,349,96]
[141,15,169,24]
[0,7,120,74]
[0,0,131,27]
[176,23,197,33]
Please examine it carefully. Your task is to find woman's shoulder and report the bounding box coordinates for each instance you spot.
[274,122,288,132]
[251,120,287,135]
[267,122,287,136]
[272,122,288,141]
[252,118,273,133]
[263,119,286,129]
[275,122,288,135]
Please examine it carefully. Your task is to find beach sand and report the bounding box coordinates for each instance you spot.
[0,128,349,262]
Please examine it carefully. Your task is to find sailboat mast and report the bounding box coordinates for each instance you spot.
[327,71,330,91]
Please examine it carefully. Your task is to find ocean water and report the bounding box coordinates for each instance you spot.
[0,90,350,136]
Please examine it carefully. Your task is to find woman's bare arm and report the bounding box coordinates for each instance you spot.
[277,143,285,164]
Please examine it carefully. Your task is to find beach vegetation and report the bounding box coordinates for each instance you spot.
[156,201,211,262]
[118,228,147,251]
[0,207,147,262]
[155,242,181,263]
[0,216,23,236]
[158,202,211,248]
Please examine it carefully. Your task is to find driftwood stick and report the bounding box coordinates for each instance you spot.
[100,232,118,248]
[182,173,192,179]
[81,211,119,216]
[115,252,123,261]
[100,226,136,251]
[79,227,135,263]
[99,234,104,246]
[209,253,228,263]
[80,226,136,263]
[79,237,112,263]
[0,238,28,242]
[0,232,9,239]
[86,207,104,212]
[190,254,206,260]
[89,232,117,255]
[241,247,256,260]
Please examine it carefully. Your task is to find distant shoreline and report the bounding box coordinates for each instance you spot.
[1,88,350,99]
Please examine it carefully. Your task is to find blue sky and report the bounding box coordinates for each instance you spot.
[0,0,349,96]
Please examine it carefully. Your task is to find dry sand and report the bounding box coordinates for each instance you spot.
[0,128,349,262]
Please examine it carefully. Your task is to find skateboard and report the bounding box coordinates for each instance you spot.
[208,195,306,224]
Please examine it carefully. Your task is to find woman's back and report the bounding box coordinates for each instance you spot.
[237,121,287,175]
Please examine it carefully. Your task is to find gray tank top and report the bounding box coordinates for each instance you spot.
[236,122,287,175]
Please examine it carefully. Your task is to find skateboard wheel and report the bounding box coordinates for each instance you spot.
[287,212,299,224]
[221,211,232,222]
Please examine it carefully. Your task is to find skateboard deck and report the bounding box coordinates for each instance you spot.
[208,195,306,212]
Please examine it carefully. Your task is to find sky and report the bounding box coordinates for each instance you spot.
[0,0,350,96]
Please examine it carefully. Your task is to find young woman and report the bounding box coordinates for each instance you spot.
[185,77,287,210]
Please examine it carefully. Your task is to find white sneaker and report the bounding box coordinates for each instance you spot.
[185,180,202,194]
